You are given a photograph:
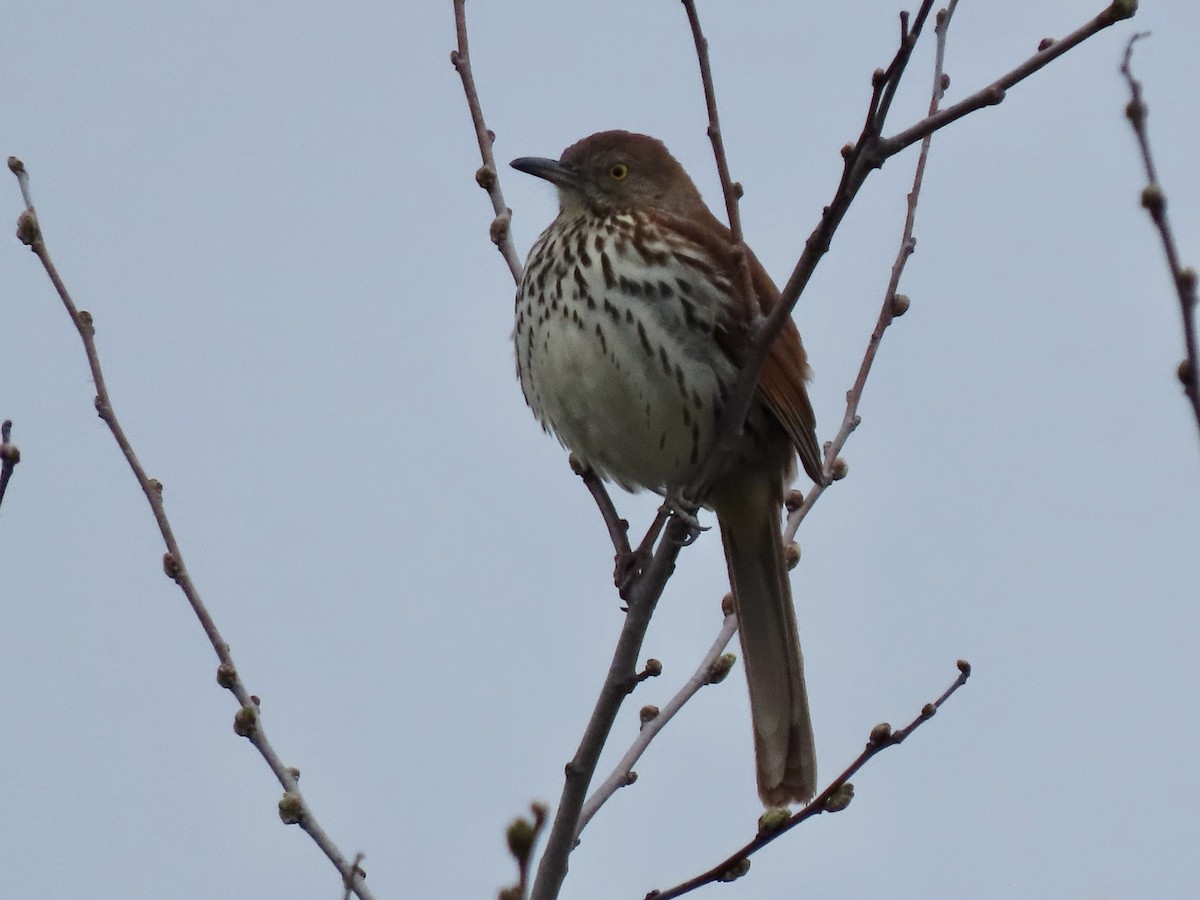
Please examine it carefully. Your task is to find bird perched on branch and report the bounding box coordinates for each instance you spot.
[512,130,822,806]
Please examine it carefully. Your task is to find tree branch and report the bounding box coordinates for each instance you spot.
[710,0,1136,482]
[1118,33,1200,439]
[646,661,972,900]
[8,160,375,900]
[680,0,757,308]
[450,0,524,285]
[529,517,692,900]
[786,0,957,537]
[575,608,738,838]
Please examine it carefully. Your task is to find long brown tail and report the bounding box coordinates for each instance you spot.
[714,473,816,807]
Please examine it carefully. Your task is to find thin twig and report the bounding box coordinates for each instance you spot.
[0,419,19,512]
[646,661,972,900]
[571,455,632,558]
[680,0,757,308]
[711,0,1135,480]
[450,0,524,284]
[575,611,738,838]
[529,516,692,900]
[8,160,375,900]
[450,3,628,554]
[1119,33,1200,438]
[786,0,958,539]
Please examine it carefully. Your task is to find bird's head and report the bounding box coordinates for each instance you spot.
[512,130,708,219]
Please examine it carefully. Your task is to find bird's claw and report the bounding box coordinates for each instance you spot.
[662,494,708,545]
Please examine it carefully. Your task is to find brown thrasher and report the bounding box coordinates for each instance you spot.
[511,130,822,807]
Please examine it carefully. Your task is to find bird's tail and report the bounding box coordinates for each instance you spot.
[714,473,816,807]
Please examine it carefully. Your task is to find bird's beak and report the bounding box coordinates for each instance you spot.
[510,156,580,189]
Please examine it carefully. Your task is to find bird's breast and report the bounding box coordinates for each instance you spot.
[514,212,740,491]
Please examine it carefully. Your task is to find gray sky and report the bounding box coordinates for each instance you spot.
[3,2,1198,898]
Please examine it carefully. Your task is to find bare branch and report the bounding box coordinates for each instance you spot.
[529,517,692,900]
[710,0,1134,483]
[575,609,738,837]
[571,454,632,559]
[787,0,958,538]
[679,1,758,311]
[883,1,1140,156]
[646,661,973,900]
[1119,34,1200,438]
[450,0,524,284]
[8,160,376,900]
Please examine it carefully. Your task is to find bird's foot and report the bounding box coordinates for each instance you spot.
[661,492,708,546]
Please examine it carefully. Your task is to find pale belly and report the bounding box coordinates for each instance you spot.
[515,216,737,492]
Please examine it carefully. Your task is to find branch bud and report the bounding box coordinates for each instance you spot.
[16,209,40,246]
[232,705,258,737]
[639,705,660,726]
[1108,0,1138,21]
[829,457,849,481]
[869,722,894,745]
[891,293,911,317]
[505,817,537,864]
[824,782,855,812]
[278,791,305,825]
[757,807,790,834]
[706,653,736,685]
[1178,358,1195,388]
[717,858,751,883]
[1141,183,1165,214]
[784,542,801,570]
[162,552,182,581]
[215,662,236,689]
[1177,267,1197,294]
[489,209,512,244]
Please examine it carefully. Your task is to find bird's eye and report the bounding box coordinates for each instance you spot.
[610,162,629,181]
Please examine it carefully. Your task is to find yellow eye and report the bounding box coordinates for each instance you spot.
[610,162,629,181]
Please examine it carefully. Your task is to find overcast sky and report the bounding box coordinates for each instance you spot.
[3,2,1198,898]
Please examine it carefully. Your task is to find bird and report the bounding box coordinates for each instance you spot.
[510,130,822,806]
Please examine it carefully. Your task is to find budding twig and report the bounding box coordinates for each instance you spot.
[450,0,524,284]
[8,159,375,900]
[787,0,958,540]
[646,661,972,900]
[1119,33,1200,439]
[575,611,739,838]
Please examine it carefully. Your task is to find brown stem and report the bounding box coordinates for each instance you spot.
[450,0,524,285]
[647,661,972,900]
[529,518,690,900]
[8,160,375,900]
[1119,34,1200,439]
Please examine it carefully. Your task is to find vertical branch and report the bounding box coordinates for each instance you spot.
[450,0,524,284]
[680,0,758,311]
[1119,35,1200,438]
[529,518,691,900]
